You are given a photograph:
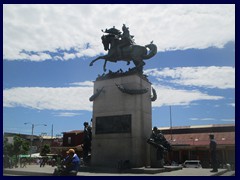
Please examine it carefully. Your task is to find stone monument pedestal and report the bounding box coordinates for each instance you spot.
[91,73,152,168]
[150,147,164,168]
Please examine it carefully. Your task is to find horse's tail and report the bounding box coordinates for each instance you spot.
[142,43,157,60]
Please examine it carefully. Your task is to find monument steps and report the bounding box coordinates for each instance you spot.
[79,165,182,174]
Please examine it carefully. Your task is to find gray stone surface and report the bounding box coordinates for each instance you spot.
[91,74,152,168]
[3,165,232,176]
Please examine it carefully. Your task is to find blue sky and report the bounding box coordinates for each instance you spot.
[3,4,235,137]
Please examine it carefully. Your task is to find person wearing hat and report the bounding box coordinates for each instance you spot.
[62,149,80,176]
[209,134,218,172]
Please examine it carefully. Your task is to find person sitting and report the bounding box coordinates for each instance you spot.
[64,149,80,175]
[61,149,80,176]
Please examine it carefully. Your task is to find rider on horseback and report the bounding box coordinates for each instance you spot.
[102,26,121,37]
[90,24,157,73]
[117,24,135,59]
[102,24,135,59]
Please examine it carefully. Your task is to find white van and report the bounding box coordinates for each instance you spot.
[183,160,202,168]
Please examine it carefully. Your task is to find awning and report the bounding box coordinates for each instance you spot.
[31,153,42,158]
[19,153,43,158]
[19,154,30,158]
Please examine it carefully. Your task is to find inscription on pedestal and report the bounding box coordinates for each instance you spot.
[95,114,131,134]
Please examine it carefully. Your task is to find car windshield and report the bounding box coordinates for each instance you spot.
[185,162,199,165]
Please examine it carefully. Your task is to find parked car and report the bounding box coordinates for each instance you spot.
[183,160,202,168]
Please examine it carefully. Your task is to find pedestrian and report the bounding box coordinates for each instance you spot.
[36,158,40,165]
[40,157,46,167]
[209,134,218,172]
[82,122,92,164]
[22,158,27,168]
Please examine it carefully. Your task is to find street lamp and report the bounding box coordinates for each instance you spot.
[24,123,47,157]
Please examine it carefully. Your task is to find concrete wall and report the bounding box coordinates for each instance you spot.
[91,74,152,168]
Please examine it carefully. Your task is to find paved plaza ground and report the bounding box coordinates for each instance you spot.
[3,164,235,176]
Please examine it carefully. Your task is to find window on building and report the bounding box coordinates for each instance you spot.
[68,137,71,145]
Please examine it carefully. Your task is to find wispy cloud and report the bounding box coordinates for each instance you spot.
[145,66,235,89]
[3,81,224,111]
[3,4,234,61]
[152,84,223,107]
[190,118,216,121]
[3,86,93,111]
[228,103,235,107]
[69,81,93,87]
[54,112,82,117]
[221,118,235,122]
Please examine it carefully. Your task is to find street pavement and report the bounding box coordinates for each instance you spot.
[3,164,234,176]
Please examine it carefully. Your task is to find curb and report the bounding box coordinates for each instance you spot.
[3,169,52,176]
[79,166,182,174]
[3,167,230,176]
[211,169,228,176]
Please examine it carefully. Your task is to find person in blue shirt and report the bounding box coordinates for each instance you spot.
[62,149,80,176]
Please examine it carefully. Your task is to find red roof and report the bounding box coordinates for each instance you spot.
[63,130,84,134]
[164,132,235,146]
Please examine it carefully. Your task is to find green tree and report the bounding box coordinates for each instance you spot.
[13,136,22,156]
[3,138,14,157]
[3,135,30,167]
[40,144,50,156]
[12,135,30,155]
[21,140,30,154]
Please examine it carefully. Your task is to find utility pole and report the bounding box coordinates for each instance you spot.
[30,124,34,157]
[51,124,54,146]
[51,124,53,139]
[24,123,47,157]
[170,106,173,140]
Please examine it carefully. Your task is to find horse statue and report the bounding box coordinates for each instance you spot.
[89,26,157,73]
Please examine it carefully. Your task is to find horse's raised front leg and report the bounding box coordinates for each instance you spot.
[133,59,145,73]
[89,56,106,66]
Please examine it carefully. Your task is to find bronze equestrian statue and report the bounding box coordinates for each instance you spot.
[89,24,157,73]
[147,127,171,167]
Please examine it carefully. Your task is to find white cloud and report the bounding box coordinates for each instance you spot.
[201,118,216,121]
[152,84,223,107]
[3,4,235,61]
[69,81,93,87]
[221,118,235,122]
[3,82,223,111]
[228,103,235,107]
[145,66,235,89]
[3,86,93,111]
[63,53,76,60]
[190,118,216,121]
[54,112,82,117]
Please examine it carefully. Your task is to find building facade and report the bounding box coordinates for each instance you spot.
[160,124,235,169]
[3,132,61,154]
